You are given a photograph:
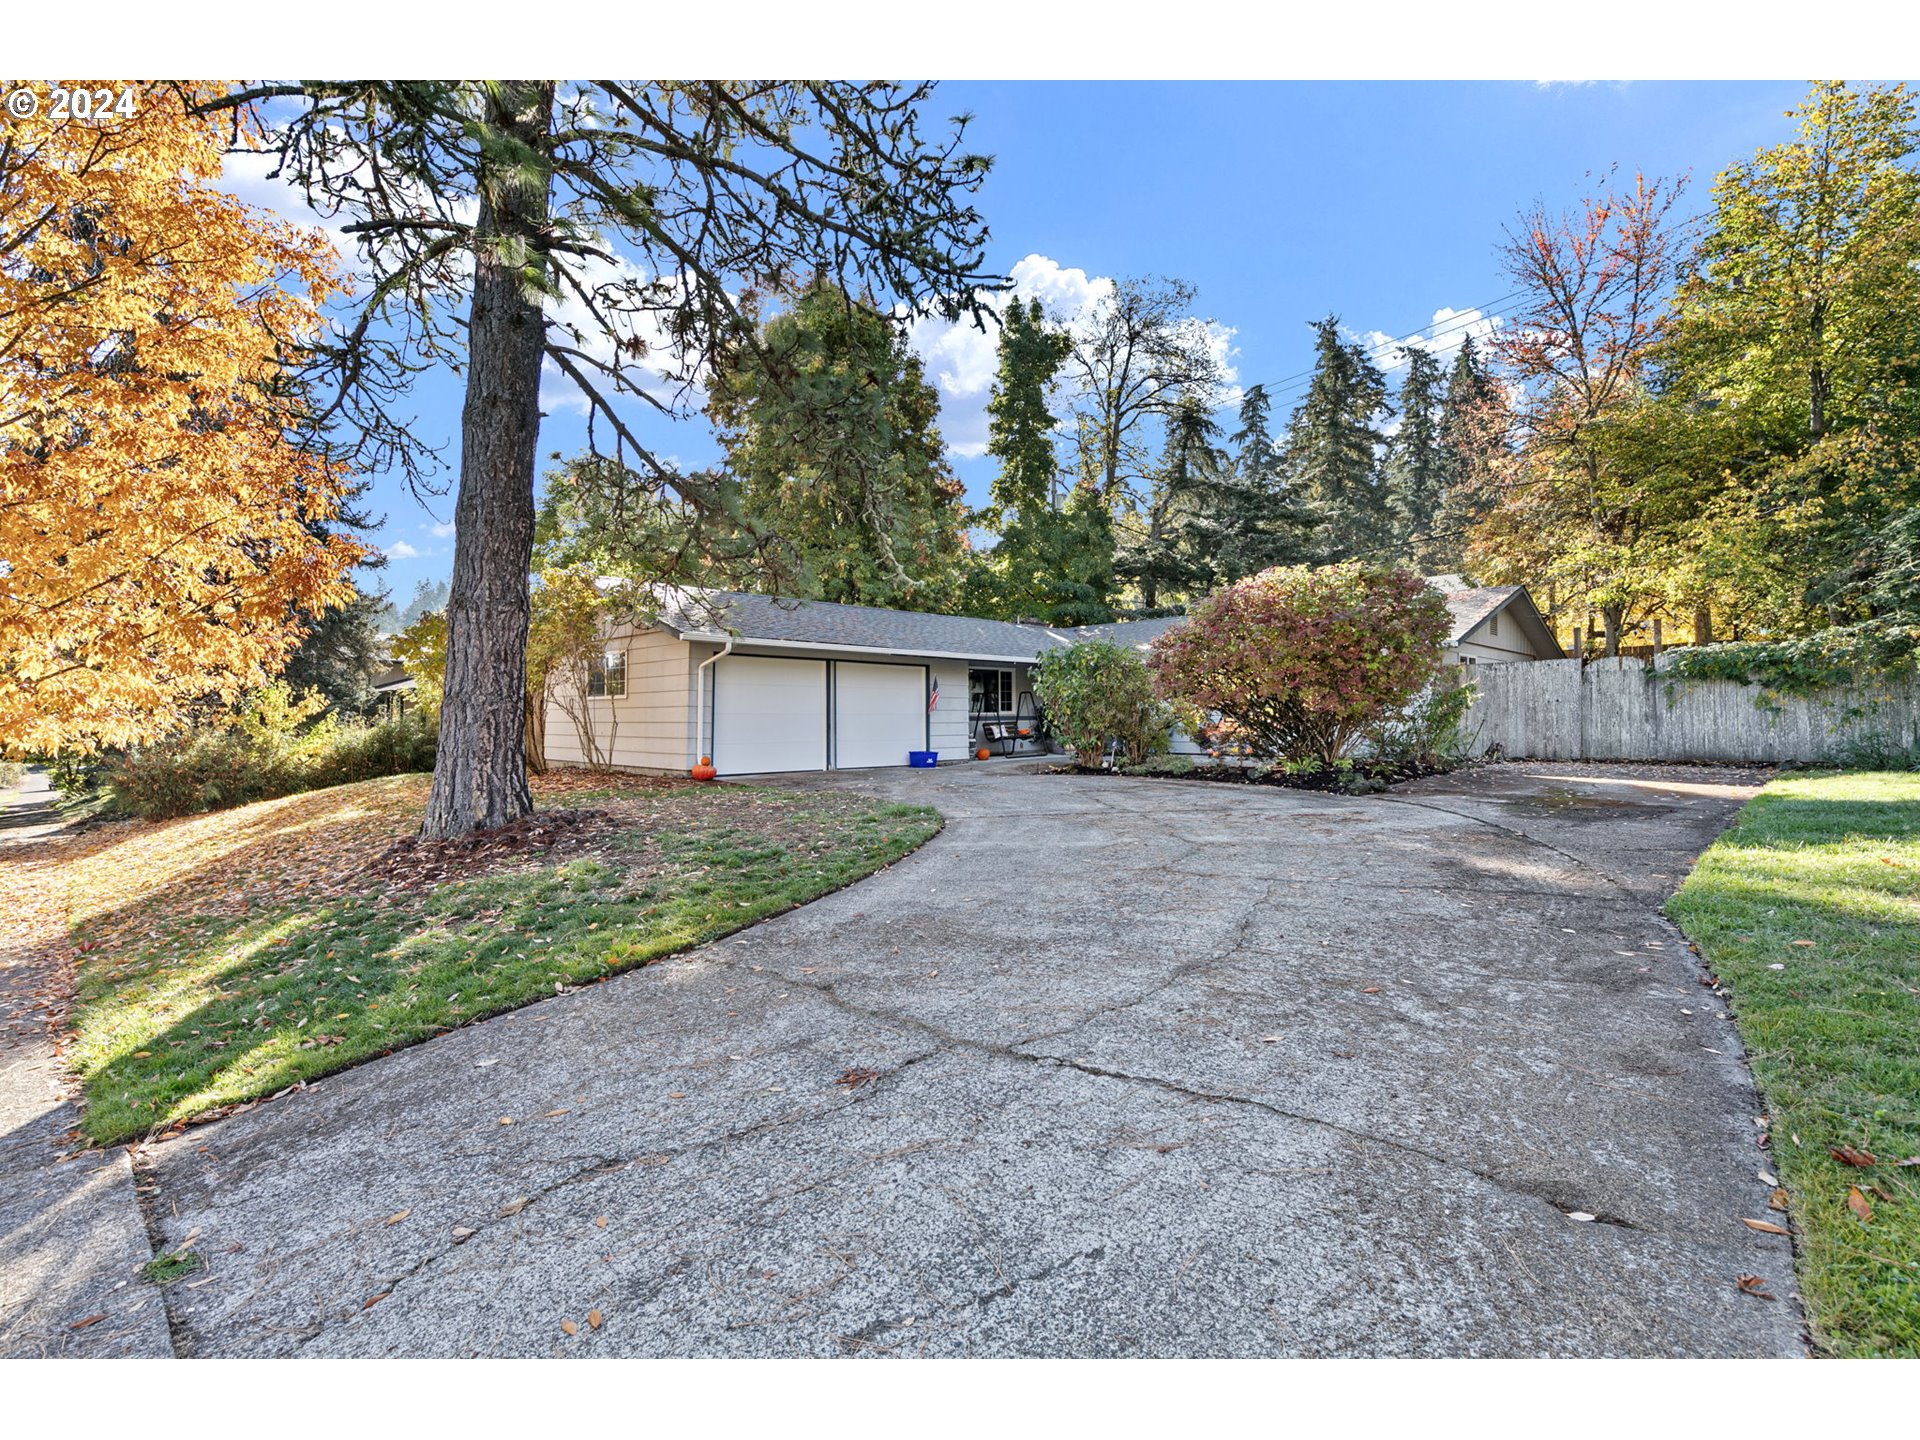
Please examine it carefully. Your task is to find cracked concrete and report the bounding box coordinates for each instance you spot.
[133,760,1803,1356]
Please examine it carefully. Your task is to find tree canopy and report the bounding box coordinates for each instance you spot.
[1,81,363,756]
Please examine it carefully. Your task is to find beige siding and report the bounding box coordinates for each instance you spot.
[544,625,697,773]
[1448,613,1549,665]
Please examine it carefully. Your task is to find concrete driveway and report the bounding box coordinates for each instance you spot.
[135,761,1803,1356]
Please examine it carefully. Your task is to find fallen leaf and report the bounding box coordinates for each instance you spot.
[1870,1182,1899,1203]
[667,1092,686,1099]
[1757,1169,1778,1186]
[1895,1156,1920,1168]
[498,1116,514,1126]
[587,1309,604,1330]
[1259,1036,1282,1044]
[836,1067,881,1089]
[1789,940,1815,948]
[363,1291,391,1309]
[1848,1187,1873,1224]
[450,1225,477,1242]
[1734,1274,1777,1300]
[1831,1145,1876,1167]
[68,1313,107,1330]
[1362,986,1381,994]
[1769,1188,1790,1212]
[1741,1217,1790,1235]
[540,1109,570,1118]
[594,1215,608,1229]
[1565,1211,1597,1222]
[560,1318,578,1336]
[498,1197,529,1217]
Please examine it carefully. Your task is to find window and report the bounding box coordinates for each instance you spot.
[587,648,627,699]
[969,667,1014,714]
[1489,611,1501,637]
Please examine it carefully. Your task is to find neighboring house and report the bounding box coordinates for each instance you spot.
[370,647,417,717]
[545,580,1563,778]
[1428,576,1565,666]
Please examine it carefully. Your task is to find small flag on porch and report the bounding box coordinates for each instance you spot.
[928,675,939,712]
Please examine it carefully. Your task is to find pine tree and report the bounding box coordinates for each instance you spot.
[1382,348,1449,567]
[971,298,1115,623]
[1116,393,1227,609]
[1429,335,1503,574]
[1214,383,1316,581]
[1283,317,1393,561]
[708,278,969,612]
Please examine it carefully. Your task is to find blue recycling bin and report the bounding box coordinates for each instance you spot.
[907,750,938,768]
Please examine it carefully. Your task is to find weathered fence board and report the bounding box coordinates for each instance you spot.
[1465,656,1919,764]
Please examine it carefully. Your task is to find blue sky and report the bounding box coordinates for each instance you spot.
[248,80,1821,604]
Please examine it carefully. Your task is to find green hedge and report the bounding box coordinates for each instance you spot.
[104,709,436,819]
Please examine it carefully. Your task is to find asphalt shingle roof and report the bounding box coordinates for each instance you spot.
[1439,585,1523,645]
[652,591,1198,662]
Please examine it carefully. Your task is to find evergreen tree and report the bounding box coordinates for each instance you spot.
[1382,348,1449,567]
[968,299,1116,623]
[1283,317,1393,560]
[708,278,969,612]
[1429,334,1502,574]
[1116,393,1227,609]
[1214,383,1315,581]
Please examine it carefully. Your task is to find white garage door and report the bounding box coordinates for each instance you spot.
[833,662,927,769]
[712,657,827,775]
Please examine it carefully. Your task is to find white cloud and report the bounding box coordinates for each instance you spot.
[908,254,1237,462]
[427,521,456,539]
[1358,305,1503,374]
[385,540,420,560]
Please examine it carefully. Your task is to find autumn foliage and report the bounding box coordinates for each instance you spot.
[0,81,363,754]
[1149,564,1449,765]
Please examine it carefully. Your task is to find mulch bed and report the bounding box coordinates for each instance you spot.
[1050,758,1462,794]
[366,807,615,891]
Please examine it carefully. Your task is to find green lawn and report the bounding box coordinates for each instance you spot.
[64,773,939,1146]
[1667,771,1920,1357]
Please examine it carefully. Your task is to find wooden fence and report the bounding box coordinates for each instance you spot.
[1463,656,1920,764]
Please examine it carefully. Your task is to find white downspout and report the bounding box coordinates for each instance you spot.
[692,636,734,770]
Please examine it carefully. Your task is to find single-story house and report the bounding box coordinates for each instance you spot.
[1427,576,1566,665]
[544,580,1561,778]
[542,591,1179,777]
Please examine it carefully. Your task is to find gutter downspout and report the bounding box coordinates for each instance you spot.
[692,635,735,770]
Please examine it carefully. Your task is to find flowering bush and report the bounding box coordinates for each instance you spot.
[1148,563,1450,766]
[1032,641,1172,768]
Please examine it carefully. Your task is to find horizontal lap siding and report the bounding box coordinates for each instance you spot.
[929,659,971,761]
[544,627,695,772]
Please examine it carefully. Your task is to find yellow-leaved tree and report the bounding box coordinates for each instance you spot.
[0,80,364,755]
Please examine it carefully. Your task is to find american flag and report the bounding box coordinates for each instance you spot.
[928,675,939,712]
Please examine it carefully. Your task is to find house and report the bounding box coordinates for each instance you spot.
[541,591,1182,777]
[545,581,1561,778]
[1427,576,1565,666]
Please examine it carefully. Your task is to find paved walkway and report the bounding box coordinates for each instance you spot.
[0,772,172,1357]
[116,760,1802,1356]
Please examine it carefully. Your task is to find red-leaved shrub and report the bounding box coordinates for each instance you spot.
[1148,563,1450,766]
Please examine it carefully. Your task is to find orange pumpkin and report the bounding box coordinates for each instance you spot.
[975,747,992,760]
[691,756,717,781]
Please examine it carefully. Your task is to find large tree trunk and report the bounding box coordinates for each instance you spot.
[421,81,555,840]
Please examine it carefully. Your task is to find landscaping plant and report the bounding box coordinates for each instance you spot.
[1032,640,1172,768]
[1148,563,1449,767]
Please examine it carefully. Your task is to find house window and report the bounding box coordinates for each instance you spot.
[969,667,1014,714]
[587,648,627,699]
[1489,611,1501,637]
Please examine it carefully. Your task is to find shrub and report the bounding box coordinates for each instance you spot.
[1033,641,1172,768]
[1367,668,1478,772]
[1149,563,1450,767]
[103,684,436,819]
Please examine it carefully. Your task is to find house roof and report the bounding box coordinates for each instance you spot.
[642,583,1562,663]
[1431,581,1565,657]
[652,590,1060,662]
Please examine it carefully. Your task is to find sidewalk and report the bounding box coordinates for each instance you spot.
[0,771,172,1358]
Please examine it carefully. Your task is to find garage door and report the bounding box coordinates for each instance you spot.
[712,657,827,775]
[833,662,927,769]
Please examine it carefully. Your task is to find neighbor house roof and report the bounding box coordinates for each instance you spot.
[1429,580,1565,657]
